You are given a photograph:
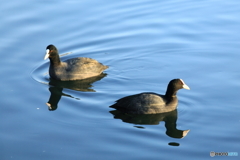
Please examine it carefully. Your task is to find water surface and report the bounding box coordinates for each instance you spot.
[1,0,240,160]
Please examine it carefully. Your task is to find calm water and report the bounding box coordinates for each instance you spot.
[1,0,240,160]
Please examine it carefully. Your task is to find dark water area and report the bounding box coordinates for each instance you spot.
[1,0,240,160]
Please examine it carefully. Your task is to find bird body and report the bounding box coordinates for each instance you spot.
[112,92,178,114]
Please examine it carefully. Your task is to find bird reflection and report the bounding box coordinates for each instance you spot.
[46,73,107,111]
[109,109,190,139]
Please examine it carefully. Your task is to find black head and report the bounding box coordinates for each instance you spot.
[169,79,190,90]
[44,44,58,60]
[165,79,190,97]
[46,44,57,51]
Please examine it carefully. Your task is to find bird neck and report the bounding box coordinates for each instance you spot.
[49,54,61,66]
[165,87,177,99]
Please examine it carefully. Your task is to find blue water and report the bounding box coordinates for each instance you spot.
[1,0,240,160]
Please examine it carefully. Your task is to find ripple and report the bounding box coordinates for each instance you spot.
[31,61,49,85]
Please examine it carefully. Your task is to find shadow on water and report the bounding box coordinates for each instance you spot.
[46,73,107,111]
[109,109,190,141]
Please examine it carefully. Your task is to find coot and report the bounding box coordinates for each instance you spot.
[110,79,190,114]
[44,44,108,81]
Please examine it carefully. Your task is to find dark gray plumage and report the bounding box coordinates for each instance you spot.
[44,44,108,81]
[110,79,190,114]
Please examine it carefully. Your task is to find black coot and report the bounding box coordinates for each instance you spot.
[44,44,108,81]
[110,79,190,114]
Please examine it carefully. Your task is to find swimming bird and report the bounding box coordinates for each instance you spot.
[110,79,190,114]
[44,44,108,81]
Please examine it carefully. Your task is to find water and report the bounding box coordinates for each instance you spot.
[1,0,240,160]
